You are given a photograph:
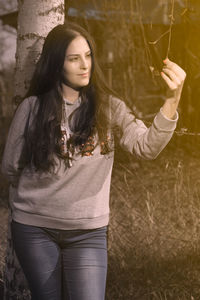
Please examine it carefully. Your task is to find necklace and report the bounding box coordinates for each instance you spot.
[60,97,81,167]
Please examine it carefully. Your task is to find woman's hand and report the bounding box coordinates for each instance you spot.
[160,58,186,119]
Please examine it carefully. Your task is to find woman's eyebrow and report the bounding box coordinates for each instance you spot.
[67,50,91,57]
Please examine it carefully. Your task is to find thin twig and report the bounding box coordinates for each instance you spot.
[166,0,175,58]
[149,29,170,45]
[135,0,152,69]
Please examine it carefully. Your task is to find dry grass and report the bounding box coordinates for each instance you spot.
[106,139,200,299]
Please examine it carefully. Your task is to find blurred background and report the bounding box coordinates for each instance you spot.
[1,0,200,299]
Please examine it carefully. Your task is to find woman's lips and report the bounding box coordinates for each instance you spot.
[78,72,89,77]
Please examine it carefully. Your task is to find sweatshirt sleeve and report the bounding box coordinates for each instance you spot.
[1,97,36,186]
[111,96,178,159]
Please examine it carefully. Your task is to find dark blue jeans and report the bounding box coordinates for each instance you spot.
[11,220,107,300]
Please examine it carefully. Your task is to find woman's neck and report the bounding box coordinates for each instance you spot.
[61,83,80,103]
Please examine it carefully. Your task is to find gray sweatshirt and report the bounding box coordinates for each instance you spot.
[1,96,178,229]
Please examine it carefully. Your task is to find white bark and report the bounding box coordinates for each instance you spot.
[14,0,65,104]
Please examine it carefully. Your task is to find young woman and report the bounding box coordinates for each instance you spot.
[1,22,186,300]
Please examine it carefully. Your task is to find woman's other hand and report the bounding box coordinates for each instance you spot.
[161,58,186,119]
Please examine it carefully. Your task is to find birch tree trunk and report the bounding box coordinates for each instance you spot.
[4,1,65,299]
[15,0,65,104]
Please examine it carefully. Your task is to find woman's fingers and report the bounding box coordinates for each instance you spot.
[161,58,186,92]
[163,58,186,81]
[161,71,178,90]
[162,67,182,86]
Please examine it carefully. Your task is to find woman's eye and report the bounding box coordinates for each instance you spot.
[69,57,78,62]
[86,53,91,58]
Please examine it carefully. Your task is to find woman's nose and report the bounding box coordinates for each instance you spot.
[80,57,88,69]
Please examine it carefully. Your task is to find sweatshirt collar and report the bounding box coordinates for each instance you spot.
[63,96,81,106]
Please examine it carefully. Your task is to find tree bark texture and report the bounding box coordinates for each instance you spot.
[14,0,65,104]
[4,1,65,299]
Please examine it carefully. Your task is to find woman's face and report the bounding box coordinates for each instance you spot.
[63,35,92,89]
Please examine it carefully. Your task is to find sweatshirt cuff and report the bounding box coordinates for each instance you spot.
[154,109,178,131]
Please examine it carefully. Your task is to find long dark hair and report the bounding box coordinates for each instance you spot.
[25,22,116,172]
